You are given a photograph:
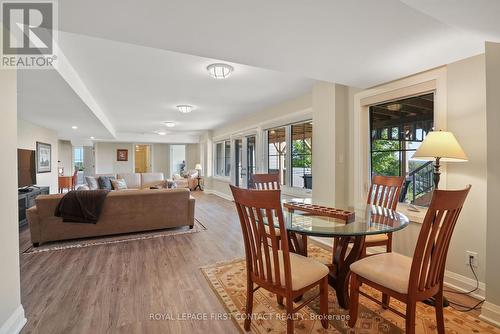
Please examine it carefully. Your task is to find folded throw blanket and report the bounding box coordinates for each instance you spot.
[55,190,110,224]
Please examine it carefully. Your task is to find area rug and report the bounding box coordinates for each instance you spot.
[23,219,206,254]
[201,244,500,334]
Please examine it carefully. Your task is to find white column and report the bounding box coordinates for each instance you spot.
[481,41,500,327]
[0,69,26,334]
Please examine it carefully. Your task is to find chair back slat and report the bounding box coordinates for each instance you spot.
[252,173,281,190]
[409,186,471,294]
[230,185,292,290]
[367,175,405,210]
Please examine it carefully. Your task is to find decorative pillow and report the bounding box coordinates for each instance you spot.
[173,173,183,180]
[85,176,99,190]
[111,178,128,190]
[98,176,115,190]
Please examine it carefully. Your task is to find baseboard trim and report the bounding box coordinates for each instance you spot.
[443,269,485,299]
[480,302,500,328]
[0,305,26,334]
[204,189,233,201]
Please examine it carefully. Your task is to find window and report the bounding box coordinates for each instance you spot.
[369,93,434,206]
[267,127,287,185]
[214,140,231,177]
[215,143,224,176]
[266,120,313,189]
[73,147,84,171]
[291,122,312,189]
[224,140,231,177]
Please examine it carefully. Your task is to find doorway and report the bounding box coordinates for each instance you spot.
[135,145,152,173]
[170,145,186,176]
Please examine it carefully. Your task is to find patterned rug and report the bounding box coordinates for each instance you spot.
[201,244,500,333]
[23,219,206,254]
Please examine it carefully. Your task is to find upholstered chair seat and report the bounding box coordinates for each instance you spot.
[264,250,329,290]
[350,252,412,294]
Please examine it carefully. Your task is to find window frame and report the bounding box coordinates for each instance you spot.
[213,139,231,179]
[265,119,313,192]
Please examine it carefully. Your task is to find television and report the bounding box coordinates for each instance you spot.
[18,149,36,188]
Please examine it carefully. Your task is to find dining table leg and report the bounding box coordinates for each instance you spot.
[329,235,365,309]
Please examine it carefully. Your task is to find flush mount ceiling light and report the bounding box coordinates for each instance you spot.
[164,122,175,128]
[155,131,167,135]
[207,63,234,79]
[177,105,193,114]
[72,126,78,130]
[90,136,95,140]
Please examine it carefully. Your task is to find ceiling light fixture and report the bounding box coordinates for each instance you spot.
[156,131,167,136]
[177,105,193,114]
[72,126,78,130]
[164,122,175,128]
[207,63,234,79]
[90,136,95,140]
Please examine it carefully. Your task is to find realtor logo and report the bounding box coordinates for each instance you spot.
[1,1,57,68]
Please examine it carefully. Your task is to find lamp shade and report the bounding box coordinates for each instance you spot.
[195,163,202,170]
[412,131,468,162]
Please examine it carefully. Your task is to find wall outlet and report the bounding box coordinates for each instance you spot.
[465,251,479,268]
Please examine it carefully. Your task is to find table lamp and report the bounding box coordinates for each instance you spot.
[195,163,202,177]
[412,131,468,189]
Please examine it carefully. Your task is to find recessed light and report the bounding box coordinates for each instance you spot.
[177,105,193,114]
[72,126,78,130]
[156,131,167,136]
[207,63,233,79]
[90,136,95,140]
[164,122,175,128]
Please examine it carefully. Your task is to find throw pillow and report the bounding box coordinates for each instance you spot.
[111,178,128,190]
[85,176,99,190]
[173,173,183,180]
[98,176,115,190]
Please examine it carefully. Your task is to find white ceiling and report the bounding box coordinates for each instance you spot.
[56,32,316,134]
[56,0,499,87]
[18,0,500,143]
[18,69,114,141]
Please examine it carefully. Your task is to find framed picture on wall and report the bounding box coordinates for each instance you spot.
[36,142,51,173]
[117,149,128,161]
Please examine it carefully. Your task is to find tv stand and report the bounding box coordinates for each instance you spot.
[18,186,49,227]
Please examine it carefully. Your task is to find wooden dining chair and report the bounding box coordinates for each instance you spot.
[251,173,283,243]
[363,175,405,256]
[251,173,281,190]
[349,185,471,334]
[71,170,78,190]
[230,185,330,334]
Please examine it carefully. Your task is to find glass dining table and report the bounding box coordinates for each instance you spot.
[281,199,410,309]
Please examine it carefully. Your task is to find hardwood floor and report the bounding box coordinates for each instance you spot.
[19,192,483,333]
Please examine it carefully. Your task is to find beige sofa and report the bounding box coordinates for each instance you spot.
[91,172,166,189]
[27,188,195,246]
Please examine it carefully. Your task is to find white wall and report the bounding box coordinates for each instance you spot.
[17,119,59,194]
[152,143,170,177]
[57,140,73,176]
[207,93,313,198]
[94,142,134,174]
[445,54,487,283]
[185,143,200,171]
[0,70,26,334]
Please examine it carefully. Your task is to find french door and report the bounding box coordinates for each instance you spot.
[233,135,257,188]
